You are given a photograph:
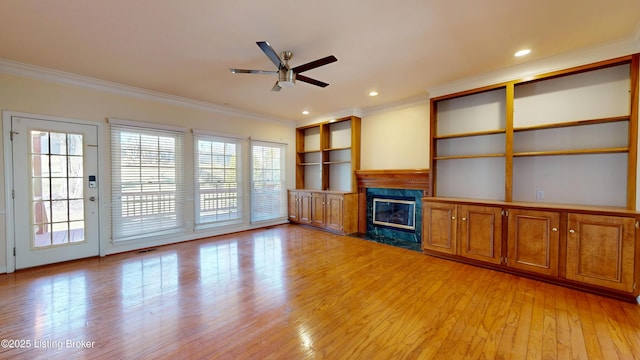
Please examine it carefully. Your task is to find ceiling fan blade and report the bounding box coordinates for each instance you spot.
[292,55,337,74]
[229,68,278,75]
[271,81,282,92]
[296,74,329,88]
[257,41,284,69]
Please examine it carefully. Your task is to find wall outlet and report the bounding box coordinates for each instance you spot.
[536,190,544,200]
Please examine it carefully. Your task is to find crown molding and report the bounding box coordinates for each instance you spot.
[361,95,428,117]
[297,107,364,127]
[0,58,294,127]
[296,95,430,127]
[428,32,640,98]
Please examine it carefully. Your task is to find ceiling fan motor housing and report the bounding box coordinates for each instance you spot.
[278,68,296,87]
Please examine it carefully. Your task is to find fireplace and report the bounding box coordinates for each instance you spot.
[366,188,422,243]
[372,197,416,231]
[355,169,430,251]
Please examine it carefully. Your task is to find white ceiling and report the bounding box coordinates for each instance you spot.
[1,0,639,122]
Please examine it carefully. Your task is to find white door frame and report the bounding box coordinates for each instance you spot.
[3,111,105,273]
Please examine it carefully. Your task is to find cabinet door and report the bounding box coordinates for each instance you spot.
[298,192,313,225]
[325,194,344,233]
[458,205,502,265]
[287,191,299,222]
[507,209,559,276]
[311,192,326,228]
[422,202,457,255]
[566,213,636,292]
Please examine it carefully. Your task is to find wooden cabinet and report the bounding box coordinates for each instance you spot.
[566,213,636,292]
[506,209,560,276]
[422,198,640,301]
[422,201,457,254]
[288,190,357,235]
[288,190,312,225]
[288,191,299,222]
[311,192,326,228]
[458,205,502,265]
[325,193,358,234]
[422,202,501,263]
[425,54,640,301]
[291,115,361,235]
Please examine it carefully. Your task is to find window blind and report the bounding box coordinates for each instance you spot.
[194,133,244,227]
[250,139,287,223]
[110,122,186,240]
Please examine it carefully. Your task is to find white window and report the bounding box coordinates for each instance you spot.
[110,121,186,240]
[194,133,244,228]
[250,140,287,223]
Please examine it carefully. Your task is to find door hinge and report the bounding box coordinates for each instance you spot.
[13,247,16,256]
[12,189,15,199]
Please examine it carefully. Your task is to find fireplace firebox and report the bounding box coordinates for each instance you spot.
[372,197,416,231]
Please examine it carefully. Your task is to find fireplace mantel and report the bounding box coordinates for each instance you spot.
[355,169,430,233]
[355,169,430,191]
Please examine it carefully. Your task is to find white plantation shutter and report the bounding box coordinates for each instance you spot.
[110,120,186,240]
[250,139,287,223]
[194,132,244,228]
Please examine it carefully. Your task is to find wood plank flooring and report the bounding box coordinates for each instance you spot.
[1,224,640,359]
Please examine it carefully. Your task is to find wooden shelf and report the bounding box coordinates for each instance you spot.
[513,147,628,157]
[435,129,506,140]
[513,115,630,132]
[295,115,361,192]
[434,153,505,160]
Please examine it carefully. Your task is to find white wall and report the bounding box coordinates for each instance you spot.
[360,102,430,170]
[0,71,295,272]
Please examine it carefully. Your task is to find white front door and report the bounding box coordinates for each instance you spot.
[10,115,99,269]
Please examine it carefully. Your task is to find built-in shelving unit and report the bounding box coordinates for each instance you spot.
[423,54,640,302]
[430,55,638,208]
[295,115,361,192]
[290,116,361,235]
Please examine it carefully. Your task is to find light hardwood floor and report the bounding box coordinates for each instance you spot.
[1,224,640,359]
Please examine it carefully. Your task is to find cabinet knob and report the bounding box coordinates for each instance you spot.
[569,229,576,234]
[462,217,467,221]
[451,216,456,220]
[551,227,558,232]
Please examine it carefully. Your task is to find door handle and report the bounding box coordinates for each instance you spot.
[89,196,96,202]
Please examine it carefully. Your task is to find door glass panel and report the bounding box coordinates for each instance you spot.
[30,130,86,248]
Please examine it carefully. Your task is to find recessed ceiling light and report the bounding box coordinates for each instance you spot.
[514,49,531,57]
[369,91,379,97]
[302,110,310,115]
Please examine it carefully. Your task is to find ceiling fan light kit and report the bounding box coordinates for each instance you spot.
[230,41,337,91]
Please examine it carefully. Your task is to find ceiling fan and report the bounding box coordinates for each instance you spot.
[229,41,337,91]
